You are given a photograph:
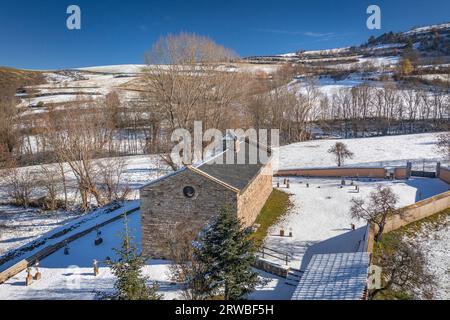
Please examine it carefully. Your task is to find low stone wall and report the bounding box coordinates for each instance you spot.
[439,167,450,184]
[394,167,408,180]
[276,167,386,179]
[383,190,450,233]
[253,257,290,278]
[367,191,450,252]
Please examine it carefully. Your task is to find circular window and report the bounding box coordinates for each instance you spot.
[183,186,196,198]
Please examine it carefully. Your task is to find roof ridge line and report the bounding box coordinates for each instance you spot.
[187,165,241,193]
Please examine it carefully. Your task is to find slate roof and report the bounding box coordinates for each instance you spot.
[196,138,271,191]
[140,137,272,192]
[291,252,370,300]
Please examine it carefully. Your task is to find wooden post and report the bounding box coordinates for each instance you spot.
[34,261,41,281]
[26,268,33,286]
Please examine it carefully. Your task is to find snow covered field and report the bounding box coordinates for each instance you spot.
[265,177,450,271]
[278,133,445,170]
[411,214,450,300]
[0,210,294,300]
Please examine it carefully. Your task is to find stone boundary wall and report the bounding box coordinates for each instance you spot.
[394,167,408,180]
[0,207,139,285]
[367,191,450,252]
[253,257,290,278]
[276,167,387,179]
[439,166,450,184]
[383,190,450,233]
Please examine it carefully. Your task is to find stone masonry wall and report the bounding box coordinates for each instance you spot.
[140,169,237,259]
[237,162,273,228]
[439,167,450,184]
[276,167,387,178]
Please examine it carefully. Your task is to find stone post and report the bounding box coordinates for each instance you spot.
[406,161,412,179]
[93,260,99,277]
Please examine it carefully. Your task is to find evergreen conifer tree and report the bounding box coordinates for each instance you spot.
[193,206,260,300]
[109,214,161,300]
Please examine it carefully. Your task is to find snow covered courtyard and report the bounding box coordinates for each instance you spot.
[0,178,448,300]
[265,177,450,271]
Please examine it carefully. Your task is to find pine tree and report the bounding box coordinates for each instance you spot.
[109,214,162,300]
[193,206,260,300]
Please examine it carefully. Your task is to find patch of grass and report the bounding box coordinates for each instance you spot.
[251,189,292,247]
[372,208,450,300]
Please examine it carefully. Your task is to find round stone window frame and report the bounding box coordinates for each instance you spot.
[183,186,196,199]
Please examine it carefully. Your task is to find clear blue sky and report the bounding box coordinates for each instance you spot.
[1,0,449,70]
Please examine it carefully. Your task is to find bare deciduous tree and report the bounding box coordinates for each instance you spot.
[97,157,130,202]
[43,106,113,211]
[328,142,354,167]
[5,163,35,208]
[167,224,210,300]
[350,185,402,241]
[370,236,436,300]
[437,132,450,160]
[142,33,247,169]
[0,86,19,164]
[38,164,61,211]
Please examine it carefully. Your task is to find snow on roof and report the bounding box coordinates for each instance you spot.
[291,252,369,300]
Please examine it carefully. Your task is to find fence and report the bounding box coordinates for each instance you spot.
[257,246,291,266]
